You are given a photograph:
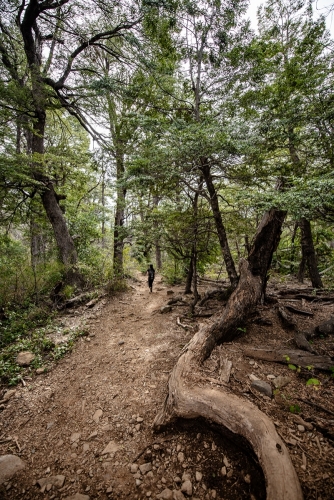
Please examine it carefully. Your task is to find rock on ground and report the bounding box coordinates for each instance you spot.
[16,351,35,366]
[0,455,25,485]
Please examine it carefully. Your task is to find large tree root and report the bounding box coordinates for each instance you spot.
[154,260,303,500]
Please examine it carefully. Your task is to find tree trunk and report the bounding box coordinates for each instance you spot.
[184,254,193,294]
[154,209,303,500]
[32,114,78,268]
[113,146,126,277]
[299,218,323,288]
[200,161,238,289]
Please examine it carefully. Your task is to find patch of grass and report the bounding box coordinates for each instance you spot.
[0,303,89,385]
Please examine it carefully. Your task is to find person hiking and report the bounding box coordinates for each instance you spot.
[147,264,155,292]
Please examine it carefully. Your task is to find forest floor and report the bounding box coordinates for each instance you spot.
[0,273,334,500]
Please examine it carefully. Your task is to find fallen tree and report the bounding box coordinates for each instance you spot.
[154,209,304,500]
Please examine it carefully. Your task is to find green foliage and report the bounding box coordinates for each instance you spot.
[289,404,301,414]
[306,378,321,386]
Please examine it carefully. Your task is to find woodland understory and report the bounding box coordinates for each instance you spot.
[0,0,334,499]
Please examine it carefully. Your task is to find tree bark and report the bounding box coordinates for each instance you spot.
[32,116,78,267]
[299,218,323,288]
[153,209,303,499]
[184,254,194,294]
[113,145,126,277]
[200,161,238,289]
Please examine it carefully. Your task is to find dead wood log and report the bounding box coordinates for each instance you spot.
[244,347,333,371]
[154,260,303,500]
[284,304,314,316]
[278,306,297,329]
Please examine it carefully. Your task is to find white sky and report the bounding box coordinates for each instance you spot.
[247,0,334,36]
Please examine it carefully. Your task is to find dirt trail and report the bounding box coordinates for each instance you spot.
[1,276,334,500]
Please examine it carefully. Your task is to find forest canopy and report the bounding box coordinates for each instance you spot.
[0,0,333,308]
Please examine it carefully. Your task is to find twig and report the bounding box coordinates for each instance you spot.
[298,398,334,416]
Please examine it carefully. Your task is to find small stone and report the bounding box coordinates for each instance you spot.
[135,424,141,431]
[289,439,297,446]
[221,466,227,477]
[177,452,185,463]
[157,488,173,499]
[70,433,81,444]
[223,456,230,468]
[160,306,172,314]
[267,374,276,380]
[195,471,202,482]
[137,417,143,422]
[176,444,182,452]
[273,376,291,389]
[135,479,142,486]
[172,491,186,500]
[37,475,65,489]
[182,473,191,481]
[251,380,272,398]
[118,341,125,345]
[211,442,217,451]
[16,351,35,366]
[146,492,152,497]
[93,409,103,423]
[181,479,192,496]
[46,483,52,492]
[0,455,25,485]
[101,441,120,455]
[82,443,90,452]
[106,486,113,493]
[174,476,182,484]
[297,425,305,433]
[64,494,90,500]
[2,390,16,402]
[227,470,233,478]
[130,464,138,474]
[211,490,217,499]
[139,462,152,474]
[248,374,260,381]
[244,474,251,484]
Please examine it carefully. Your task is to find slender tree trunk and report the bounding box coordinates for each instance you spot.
[299,218,323,288]
[288,129,322,288]
[113,146,126,277]
[153,196,162,270]
[200,161,238,288]
[290,222,298,273]
[184,254,194,294]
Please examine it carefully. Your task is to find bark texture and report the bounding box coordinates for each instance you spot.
[299,218,323,288]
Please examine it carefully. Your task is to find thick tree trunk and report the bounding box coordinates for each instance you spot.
[32,114,78,268]
[113,147,126,277]
[299,218,323,288]
[247,208,286,293]
[200,161,238,289]
[154,209,302,500]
